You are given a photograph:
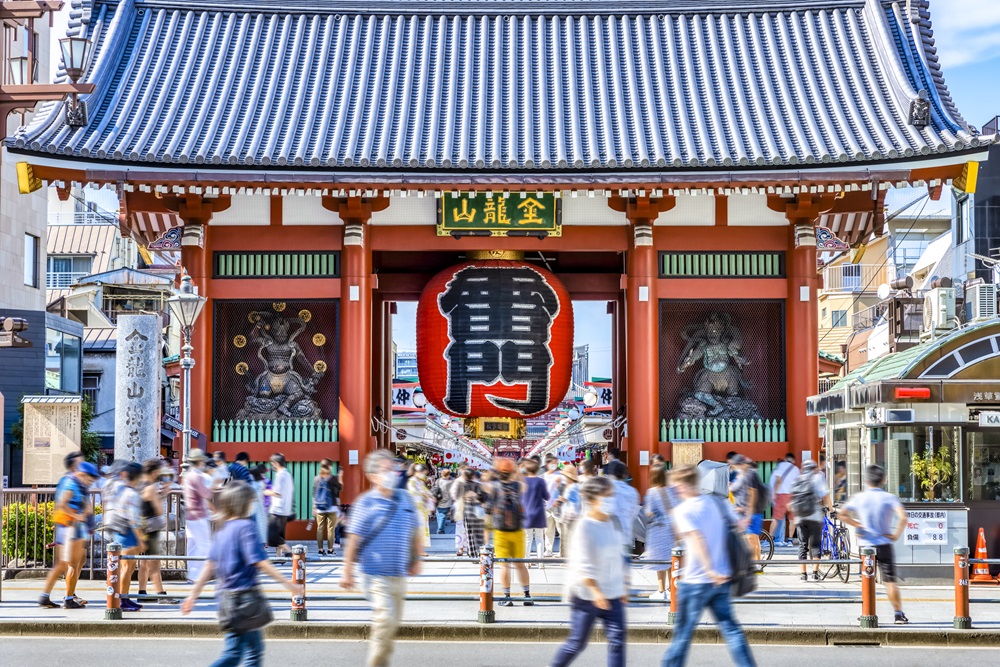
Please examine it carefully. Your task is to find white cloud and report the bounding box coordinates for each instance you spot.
[930,0,1000,68]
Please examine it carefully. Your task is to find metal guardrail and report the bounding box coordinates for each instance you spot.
[0,488,186,580]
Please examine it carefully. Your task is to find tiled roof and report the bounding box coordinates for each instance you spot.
[9,0,986,172]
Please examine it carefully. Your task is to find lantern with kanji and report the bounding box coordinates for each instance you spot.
[417,253,573,419]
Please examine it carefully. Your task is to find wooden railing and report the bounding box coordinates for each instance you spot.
[212,419,338,443]
[660,418,786,443]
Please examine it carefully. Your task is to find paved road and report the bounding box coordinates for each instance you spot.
[0,638,993,666]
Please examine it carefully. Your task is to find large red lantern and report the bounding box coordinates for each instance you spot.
[417,257,573,419]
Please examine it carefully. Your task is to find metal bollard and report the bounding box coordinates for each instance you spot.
[668,546,683,625]
[859,547,878,628]
[290,545,307,622]
[105,542,122,621]
[954,546,971,629]
[478,546,495,624]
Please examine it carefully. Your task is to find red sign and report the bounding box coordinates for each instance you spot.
[417,259,573,418]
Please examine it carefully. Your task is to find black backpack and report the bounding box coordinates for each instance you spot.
[752,472,771,515]
[790,473,818,518]
[713,497,758,598]
[491,481,523,532]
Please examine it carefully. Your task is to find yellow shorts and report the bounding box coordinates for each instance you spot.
[493,529,525,560]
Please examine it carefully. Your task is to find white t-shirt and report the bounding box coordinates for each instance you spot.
[673,494,736,584]
[843,488,903,546]
[771,460,800,495]
[270,468,295,516]
[611,480,641,549]
[567,516,628,601]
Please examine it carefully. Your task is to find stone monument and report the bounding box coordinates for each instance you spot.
[115,314,161,462]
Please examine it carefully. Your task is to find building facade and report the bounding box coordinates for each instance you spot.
[6,0,990,510]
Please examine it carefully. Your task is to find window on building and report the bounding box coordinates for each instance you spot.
[83,373,101,407]
[831,310,848,327]
[46,329,82,395]
[888,426,961,502]
[23,234,39,287]
[956,194,972,246]
[46,255,93,288]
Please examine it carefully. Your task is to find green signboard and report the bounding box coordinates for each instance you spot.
[437,192,561,237]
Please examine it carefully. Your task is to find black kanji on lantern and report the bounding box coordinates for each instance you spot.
[438,266,561,416]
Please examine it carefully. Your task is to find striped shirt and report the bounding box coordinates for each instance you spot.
[348,488,420,578]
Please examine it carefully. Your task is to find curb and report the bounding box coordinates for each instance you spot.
[1,621,998,646]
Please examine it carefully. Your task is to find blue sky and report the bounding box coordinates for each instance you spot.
[393,1,1000,381]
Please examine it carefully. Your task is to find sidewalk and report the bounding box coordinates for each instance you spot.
[2,535,999,642]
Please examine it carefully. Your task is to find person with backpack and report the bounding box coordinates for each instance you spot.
[340,450,423,667]
[433,468,455,534]
[313,464,339,555]
[39,459,97,609]
[182,481,301,666]
[490,457,533,607]
[790,460,832,581]
[730,456,766,567]
[663,464,757,667]
[769,453,800,546]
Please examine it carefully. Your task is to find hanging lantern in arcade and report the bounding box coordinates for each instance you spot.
[417,251,573,420]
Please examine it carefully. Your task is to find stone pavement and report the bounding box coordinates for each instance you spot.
[2,535,999,638]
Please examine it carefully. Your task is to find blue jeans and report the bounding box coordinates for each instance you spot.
[436,507,450,534]
[551,596,625,667]
[662,583,756,667]
[211,630,263,666]
[773,518,786,544]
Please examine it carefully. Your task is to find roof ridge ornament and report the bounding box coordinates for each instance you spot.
[909,89,930,129]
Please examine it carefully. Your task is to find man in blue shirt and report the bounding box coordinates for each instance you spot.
[341,450,422,667]
[839,464,908,624]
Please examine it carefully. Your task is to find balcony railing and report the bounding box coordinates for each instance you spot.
[821,264,888,294]
[660,418,786,443]
[212,419,338,443]
[48,211,119,225]
[46,272,89,288]
[818,378,839,394]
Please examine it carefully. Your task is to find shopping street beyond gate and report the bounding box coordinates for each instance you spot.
[2,536,1000,642]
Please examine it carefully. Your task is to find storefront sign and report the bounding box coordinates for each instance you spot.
[904,509,948,545]
[979,411,1000,427]
[438,193,561,236]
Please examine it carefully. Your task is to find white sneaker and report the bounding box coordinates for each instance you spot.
[543,550,554,558]
[648,591,667,601]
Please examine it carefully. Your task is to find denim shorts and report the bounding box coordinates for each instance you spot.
[113,531,140,550]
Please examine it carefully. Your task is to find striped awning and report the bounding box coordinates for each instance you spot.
[818,211,877,246]
[129,211,183,247]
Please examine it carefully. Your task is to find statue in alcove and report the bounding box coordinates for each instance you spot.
[675,311,761,421]
[236,310,324,420]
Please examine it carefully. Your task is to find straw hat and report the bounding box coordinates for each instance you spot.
[561,465,579,482]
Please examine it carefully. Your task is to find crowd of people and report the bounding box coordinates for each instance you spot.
[38,446,910,666]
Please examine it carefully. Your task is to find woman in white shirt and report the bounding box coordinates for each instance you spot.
[266,453,295,559]
[549,476,628,667]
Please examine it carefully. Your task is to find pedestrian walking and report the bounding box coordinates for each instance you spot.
[553,465,581,557]
[790,460,831,582]
[182,481,300,667]
[434,469,455,535]
[108,462,147,611]
[542,454,562,555]
[266,453,294,559]
[228,452,254,484]
[39,459,97,609]
[340,450,423,667]
[249,465,270,548]
[730,456,764,565]
[212,451,233,489]
[833,461,848,505]
[549,476,628,667]
[312,464,339,555]
[642,463,675,600]
[137,459,173,603]
[663,464,756,667]
[838,464,909,624]
[182,449,215,582]
[769,453,800,546]
[406,463,435,555]
[604,461,640,554]
[453,468,486,557]
[522,458,551,566]
[490,457,533,607]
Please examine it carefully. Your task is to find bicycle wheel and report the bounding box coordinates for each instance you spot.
[759,529,774,562]
[835,531,851,584]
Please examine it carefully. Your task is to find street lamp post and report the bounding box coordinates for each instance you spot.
[166,275,206,458]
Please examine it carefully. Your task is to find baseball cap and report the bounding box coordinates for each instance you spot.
[78,461,99,477]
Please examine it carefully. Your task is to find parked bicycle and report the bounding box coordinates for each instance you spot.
[819,506,851,583]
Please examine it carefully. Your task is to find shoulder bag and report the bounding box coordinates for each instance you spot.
[712,497,757,598]
[356,490,402,556]
[218,586,273,634]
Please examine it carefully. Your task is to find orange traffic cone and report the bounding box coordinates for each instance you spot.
[971,528,997,584]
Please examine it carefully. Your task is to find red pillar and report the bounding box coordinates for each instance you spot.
[786,227,820,462]
[624,229,657,494]
[181,224,213,446]
[339,227,373,501]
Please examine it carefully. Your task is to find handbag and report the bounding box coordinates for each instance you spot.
[218,587,273,634]
[712,497,758,598]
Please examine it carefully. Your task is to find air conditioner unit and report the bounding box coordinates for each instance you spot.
[968,283,998,321]
[922,287,956,332]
